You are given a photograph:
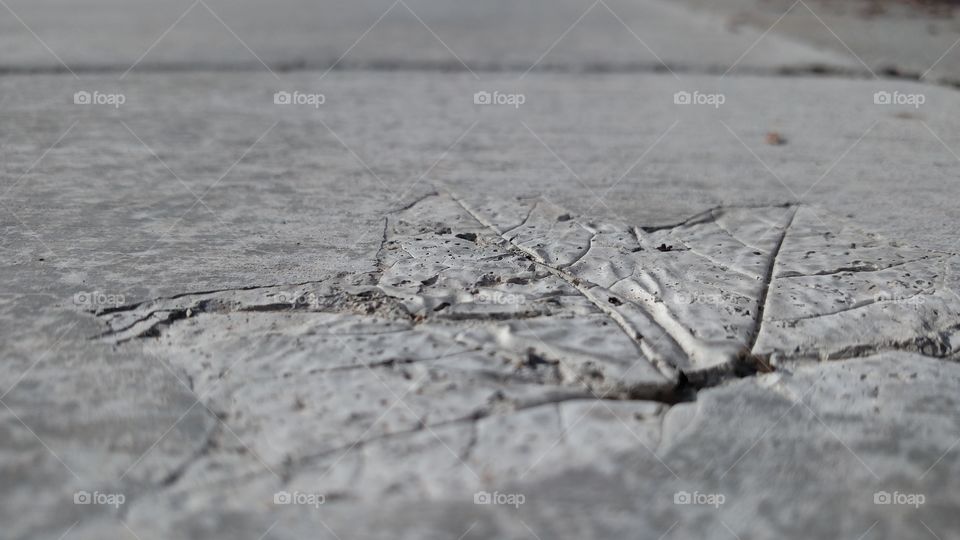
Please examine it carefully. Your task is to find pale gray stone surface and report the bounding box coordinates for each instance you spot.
[0,0,855,74]
[3,5,960,537]
[55,353,960,540]
[9,0,960,82]
[679,0,960,84]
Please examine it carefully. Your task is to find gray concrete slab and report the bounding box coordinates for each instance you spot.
[2,69,960,539]
[679,0,960,84]
[0,0,856,74]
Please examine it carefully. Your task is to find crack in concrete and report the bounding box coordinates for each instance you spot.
[777,255,936,279]
[86,194,960,497]
[88,194,960,515]
[768,288,933,323]
[748,206,799,357]
[92,195,960,382]
[441,190,696,382]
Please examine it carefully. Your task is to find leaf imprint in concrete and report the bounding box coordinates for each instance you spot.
[94,192,960,401]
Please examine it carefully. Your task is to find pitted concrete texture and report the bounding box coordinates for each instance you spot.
[3,40,960,540]
[50,352,960,540]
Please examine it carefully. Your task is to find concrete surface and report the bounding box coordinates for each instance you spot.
[3,1,960,539]
[0,0,856,74]
[679,0,960,84]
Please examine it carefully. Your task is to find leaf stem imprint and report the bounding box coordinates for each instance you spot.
[748,206,799,355]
